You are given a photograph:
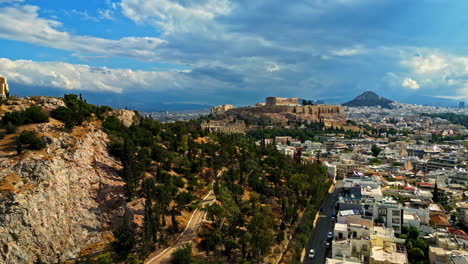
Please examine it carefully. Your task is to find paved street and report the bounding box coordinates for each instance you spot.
[303,180,342,264]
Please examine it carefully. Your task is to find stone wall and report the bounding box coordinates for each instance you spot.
[265,96,298,106]
[225,104,345,125]
[211,104,234,115]
[201,119,246,134]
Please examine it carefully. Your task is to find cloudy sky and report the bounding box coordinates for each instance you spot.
[0,0,467,110]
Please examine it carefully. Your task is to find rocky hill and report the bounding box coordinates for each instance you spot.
[342,91,394,108]
[0,97,138,263]
[225,104,346,126]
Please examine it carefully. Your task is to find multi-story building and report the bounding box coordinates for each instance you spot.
[427,157,460,171]
[369,227,407,264]
[373,197,403,234]
[429,246,468,264]
[331,223,407,264]
[332,223,372,263]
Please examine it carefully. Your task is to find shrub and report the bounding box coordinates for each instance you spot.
[16,130,46,154]
[171,243,193,264]
[2,105,49,126]
[51,106,83,130]
[5,122,16,134]
[96,253,112,264]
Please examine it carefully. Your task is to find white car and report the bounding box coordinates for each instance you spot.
[327,231,333,240]
[309,249,315,258]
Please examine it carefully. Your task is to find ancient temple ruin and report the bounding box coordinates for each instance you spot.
[0,75,9,98]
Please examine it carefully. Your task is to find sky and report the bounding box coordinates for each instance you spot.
[0,0,467,110]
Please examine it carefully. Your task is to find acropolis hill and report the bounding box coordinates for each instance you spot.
[211,96,346,126]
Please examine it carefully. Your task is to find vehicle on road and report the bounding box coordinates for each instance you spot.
[326,241,331,248]
[331,216,336,222]
[327,231,333,240]
[309,249,315,258]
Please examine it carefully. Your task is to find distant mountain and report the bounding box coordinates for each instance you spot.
[342,91,394,108]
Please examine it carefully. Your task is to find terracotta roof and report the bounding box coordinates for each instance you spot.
[448,228,468,241]
[430,214,451,227]
[417,182,433,187]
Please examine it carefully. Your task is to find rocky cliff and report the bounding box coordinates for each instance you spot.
[0,98,137,263]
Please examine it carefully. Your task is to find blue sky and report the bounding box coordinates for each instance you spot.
[0,0,467,110]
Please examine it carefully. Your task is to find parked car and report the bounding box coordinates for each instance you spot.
[327,231,333,240]
[331,216,336,222]
[326,241,331,248]
[309,249,315,258]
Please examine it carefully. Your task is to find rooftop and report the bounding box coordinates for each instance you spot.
[339,209,361,217]
[371,246,408,264]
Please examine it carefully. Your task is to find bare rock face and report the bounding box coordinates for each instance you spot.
[0,121,126,263]
[1,96,66,114]
[108,109,139,127]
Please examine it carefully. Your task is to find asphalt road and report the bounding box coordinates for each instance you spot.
[303,180,342,264]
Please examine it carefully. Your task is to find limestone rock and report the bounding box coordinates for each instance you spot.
[108,109,138,127]
[0,121,126,263]
[1,96,65,114]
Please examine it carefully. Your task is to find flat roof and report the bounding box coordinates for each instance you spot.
[335,223,348,232]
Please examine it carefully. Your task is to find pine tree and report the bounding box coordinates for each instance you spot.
[433,182,439,203]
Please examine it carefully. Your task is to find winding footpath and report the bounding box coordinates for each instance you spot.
[145,171,221,264]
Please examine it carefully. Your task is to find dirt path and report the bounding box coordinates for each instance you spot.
[145,172,221,264]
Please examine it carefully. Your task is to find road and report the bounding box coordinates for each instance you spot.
[303,180,342,264]
[145,172,222,264]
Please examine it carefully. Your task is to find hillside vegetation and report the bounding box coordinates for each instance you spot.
[0,95,332,264]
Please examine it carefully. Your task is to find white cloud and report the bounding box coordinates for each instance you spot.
[120,0,232,34]
[402,53,448,74]
[401,78,420,90]
[71,9,99,22]
[330,46,366,56]
[400,50,468,99]
[266,62,280,72]
[0,0,23,4]
[0,58,194,93]
[0,5,165,60]
[98,0,118,21]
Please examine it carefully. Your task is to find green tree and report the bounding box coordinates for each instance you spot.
[171,243,193,264]
[247,209,274,261]
[113,220,135,258]
[371,144,382,157]
[433,182,439,203]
